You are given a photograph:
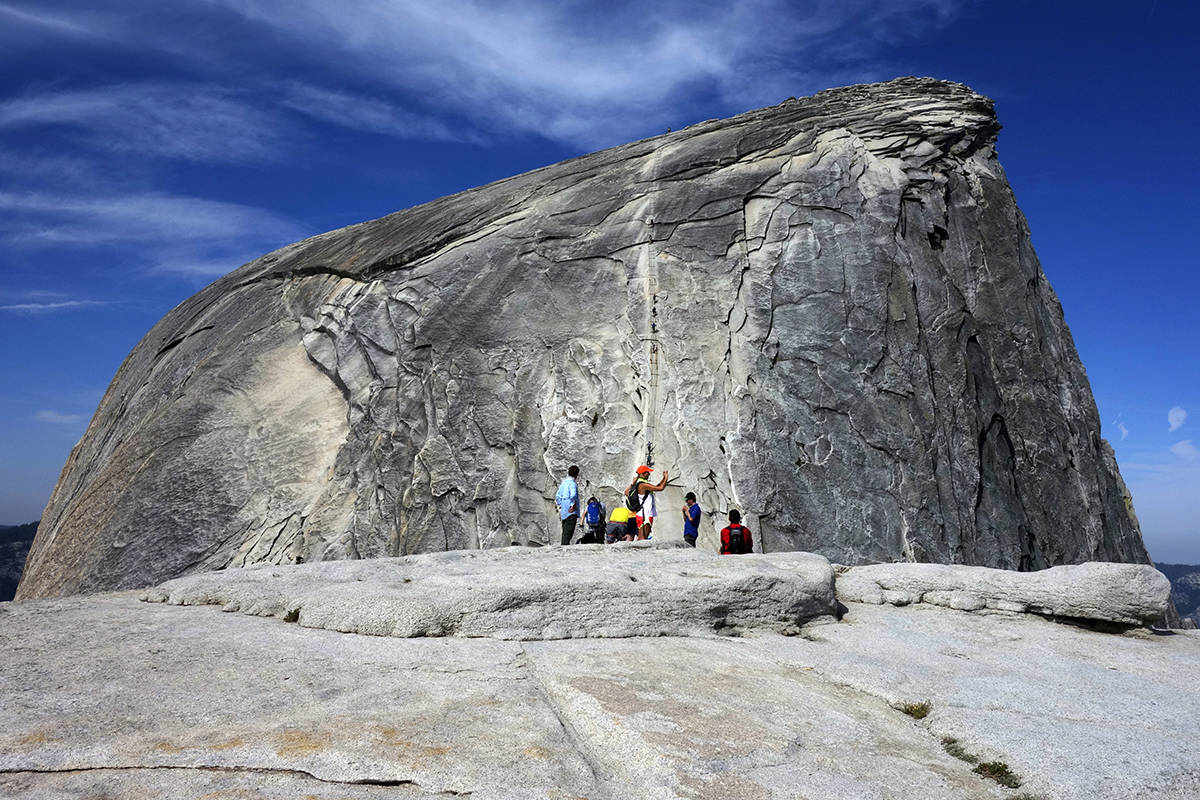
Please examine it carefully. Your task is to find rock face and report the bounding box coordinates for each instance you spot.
[2,549,1196,799]
[18,77,1150,599]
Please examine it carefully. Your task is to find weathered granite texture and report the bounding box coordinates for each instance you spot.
[836,561,1172,625]
[18,77,1150,599]
[143,543,837,638]
[2,550,1196,799]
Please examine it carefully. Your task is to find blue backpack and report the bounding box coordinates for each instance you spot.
[585,499,603,526]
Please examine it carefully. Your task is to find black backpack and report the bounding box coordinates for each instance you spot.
[626,481,643,512]
[727,524,748,554]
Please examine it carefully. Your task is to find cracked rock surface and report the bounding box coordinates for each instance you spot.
[19,77,1149,599]
[763,603,1200,800]
[141,543,837,639]
[2,551,1196,799]
[836,561,1172,625]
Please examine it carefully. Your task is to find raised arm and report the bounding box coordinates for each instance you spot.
[644,470,669,492]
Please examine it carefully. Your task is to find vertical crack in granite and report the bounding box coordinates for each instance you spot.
[516,644,612,799]
[18,78,1154,599]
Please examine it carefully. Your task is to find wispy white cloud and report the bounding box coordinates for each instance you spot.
[1168,405,1187,433]
[280,83,485,144]
[16,0,965,150]
[0,84,290,164]
[0,191,304,246]
[213,0,793,145]
[0,78,492,169]
[33,410,85,424]
[0,147,117,189]
[1170,439,1198,462]
[0,299,104,313]
[0,190,309,277]
[0,0,969,277]
[1117,422,1129,441]
[1,289,71,301]
[0,2,106,40]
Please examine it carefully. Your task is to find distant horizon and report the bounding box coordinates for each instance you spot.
[2,1,1196,563]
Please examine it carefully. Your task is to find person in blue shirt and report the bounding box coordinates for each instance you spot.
[681,491,701,547]
[555,465,581,545]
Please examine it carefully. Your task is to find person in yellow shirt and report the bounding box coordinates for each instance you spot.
[606,506,636,543]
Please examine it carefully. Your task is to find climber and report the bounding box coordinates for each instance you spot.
[681,492,701,547]
[555,465,581,545]
[627,465,668,540]
[719,509,753,554]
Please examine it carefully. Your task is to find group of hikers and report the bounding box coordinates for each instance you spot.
[554,464,754,554]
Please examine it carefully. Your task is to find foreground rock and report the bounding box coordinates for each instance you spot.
[837,561,1172,625]
[2,550,1196,799]
[20,77,1150,599]
[760,603,1200,800]
[143,543,837,638]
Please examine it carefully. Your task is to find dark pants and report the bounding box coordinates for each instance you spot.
[560,515,578,545]
[580,524,603,544]
[684,535,697,547]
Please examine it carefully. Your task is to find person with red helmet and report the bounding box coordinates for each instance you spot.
[626,464,668,540]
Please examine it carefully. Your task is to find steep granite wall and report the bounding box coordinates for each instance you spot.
[18,78,1150,598]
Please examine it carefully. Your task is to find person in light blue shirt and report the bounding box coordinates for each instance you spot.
[555,465,581,545]
[681,491,701,547]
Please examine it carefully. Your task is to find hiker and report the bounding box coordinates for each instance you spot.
[606,505,637,543]
[627,465,668,540]
[719,509,753,554]
[681,492,701,547]
[555,465,581,545]
[581,496,606,543]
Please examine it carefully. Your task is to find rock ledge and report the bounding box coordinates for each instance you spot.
[142,543,837,639]
[836,561,1171,625]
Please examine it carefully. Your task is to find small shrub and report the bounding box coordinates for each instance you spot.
[940,736,979,764]
[283,608,300,623]
[900,701,930,719]
[973,761,1021,788]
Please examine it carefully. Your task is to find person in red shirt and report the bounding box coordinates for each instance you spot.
[719,509,753,554]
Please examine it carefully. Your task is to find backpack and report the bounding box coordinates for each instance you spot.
[726,524,748,554]
[585,499,603,526]
[626,481,643,512]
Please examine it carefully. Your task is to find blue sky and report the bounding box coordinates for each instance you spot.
[1,1,1196,562]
